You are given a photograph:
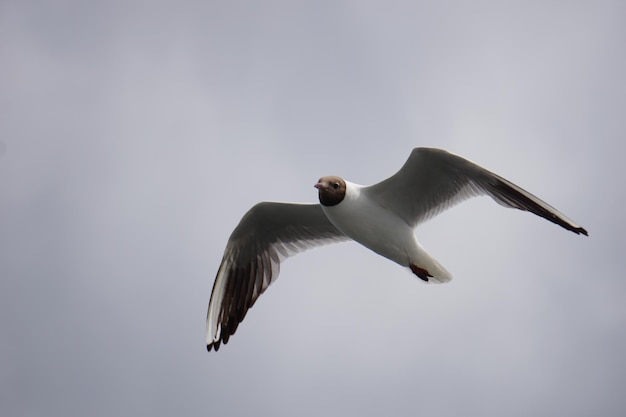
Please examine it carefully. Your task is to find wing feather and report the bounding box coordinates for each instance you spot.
[365,148,588,235]
[206,202,348,351]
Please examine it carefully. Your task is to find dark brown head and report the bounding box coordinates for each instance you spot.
[314,176,347,207]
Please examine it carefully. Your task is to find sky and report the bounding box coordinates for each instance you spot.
[1,1,625,416]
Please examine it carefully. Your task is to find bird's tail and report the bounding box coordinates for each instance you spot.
[409,243,452,284]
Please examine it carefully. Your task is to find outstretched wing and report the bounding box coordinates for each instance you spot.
[207,202,348,351]
[364,148,588,235]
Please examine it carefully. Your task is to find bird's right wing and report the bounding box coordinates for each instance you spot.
[206,202,348,351]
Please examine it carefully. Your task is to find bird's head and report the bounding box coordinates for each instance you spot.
[314,176,347,207]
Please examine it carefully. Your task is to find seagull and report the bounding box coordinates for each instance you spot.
[206,147,587,351]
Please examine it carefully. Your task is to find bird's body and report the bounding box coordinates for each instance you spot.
[206,147,587,351]
[320,180,451,282]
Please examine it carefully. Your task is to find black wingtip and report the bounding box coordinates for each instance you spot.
[489,179,589,238]
[560,222,588,236]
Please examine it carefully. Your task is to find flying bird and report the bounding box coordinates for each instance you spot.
[206,147,587,351]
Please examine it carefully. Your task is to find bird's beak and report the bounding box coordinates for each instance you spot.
[314,182,323,190]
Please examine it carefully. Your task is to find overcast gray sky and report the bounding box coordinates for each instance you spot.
[1,1,625,416]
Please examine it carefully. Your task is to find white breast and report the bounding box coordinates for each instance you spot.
[320,181,418,267]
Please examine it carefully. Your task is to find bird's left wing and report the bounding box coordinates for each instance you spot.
[207,202,348,351]
[364,147,587,235]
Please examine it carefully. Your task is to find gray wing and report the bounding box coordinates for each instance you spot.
[364,148,588,235]
[206,202,348,351]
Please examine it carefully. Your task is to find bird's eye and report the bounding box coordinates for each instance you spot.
[333,182,339,189]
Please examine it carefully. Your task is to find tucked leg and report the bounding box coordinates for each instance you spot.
[410,263,433,282]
